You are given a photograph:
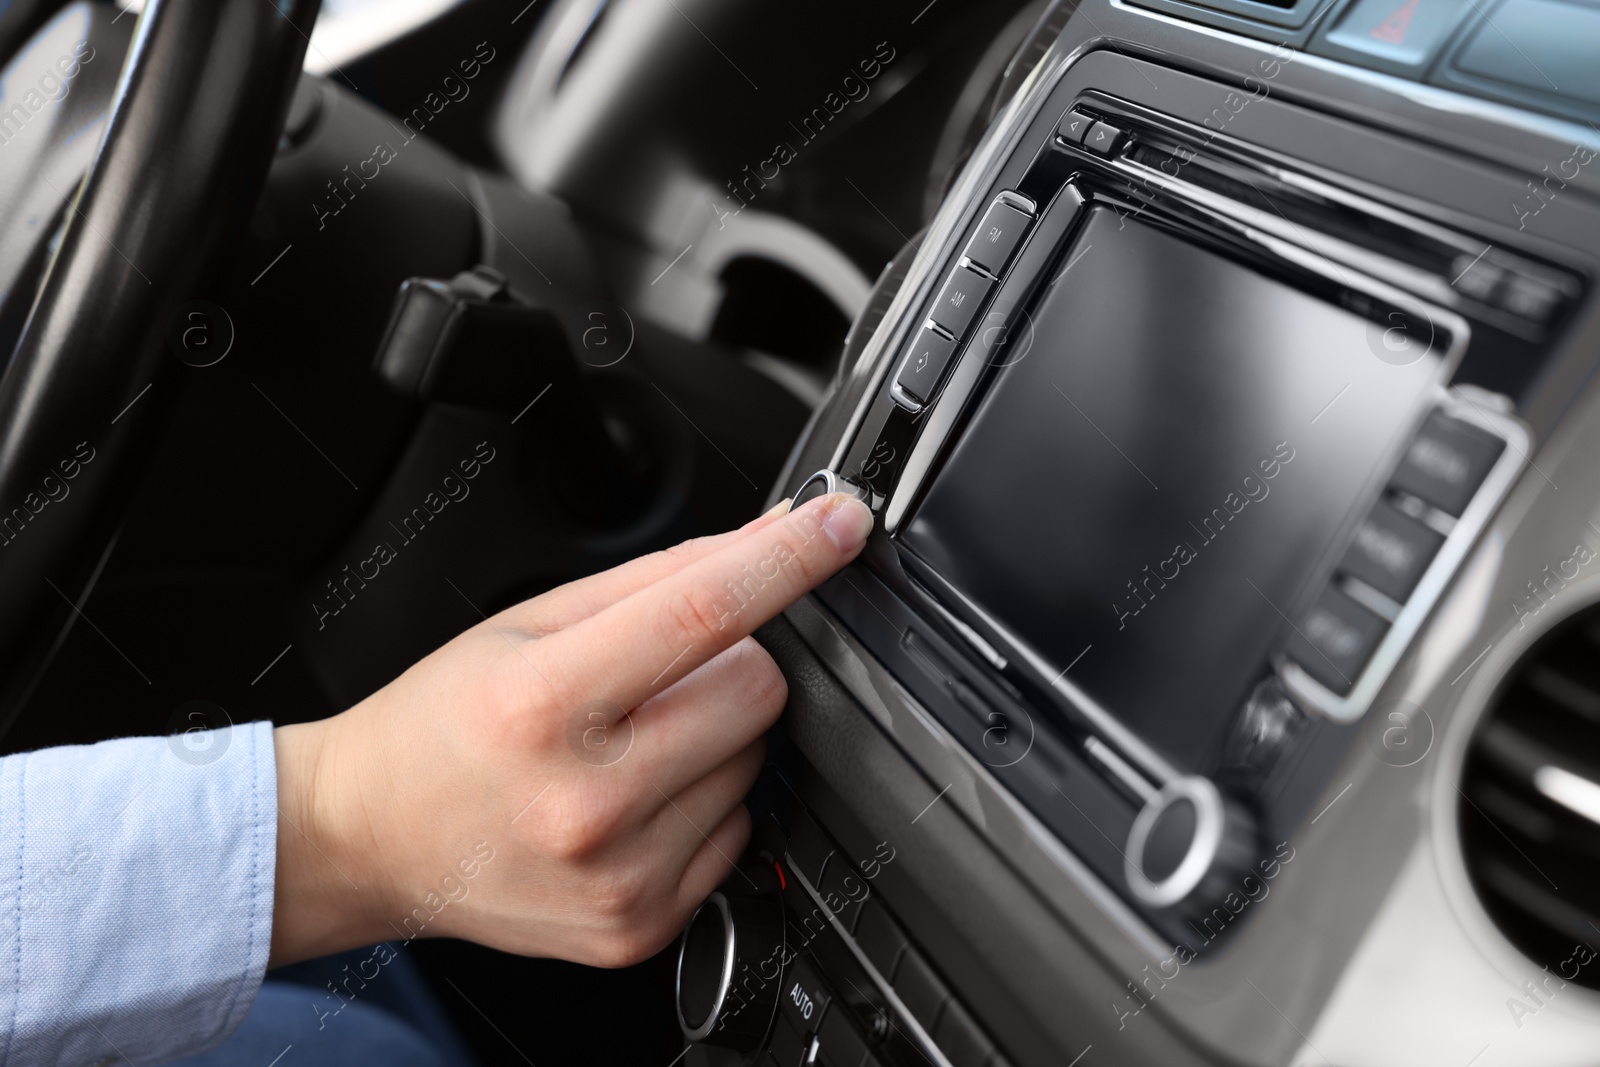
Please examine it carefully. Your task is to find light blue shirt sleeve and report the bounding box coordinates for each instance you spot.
[0,721,278,1066]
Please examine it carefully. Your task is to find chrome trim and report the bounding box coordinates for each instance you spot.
[1084,735,1158,804]
[1280,387,1532,723]
[996,189,1039,216]
[675,891,736,1043]
[787,469,840,513]
[1124,775,1225,908]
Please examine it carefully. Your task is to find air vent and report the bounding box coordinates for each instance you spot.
[1459,604,1600,988]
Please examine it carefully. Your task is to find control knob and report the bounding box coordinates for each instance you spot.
[1124,775,1259,922]
[786,468,868,513]
[676,871,787,1054]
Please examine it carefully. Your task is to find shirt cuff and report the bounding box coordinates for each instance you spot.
[0,720,278,1066]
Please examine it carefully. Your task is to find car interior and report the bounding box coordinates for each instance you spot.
[1,0,1598,1063]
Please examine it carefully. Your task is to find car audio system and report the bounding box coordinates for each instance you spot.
[780,86,1554,947]
[675,29,1588,1067]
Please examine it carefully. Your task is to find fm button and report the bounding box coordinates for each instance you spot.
[962,200,1032,276]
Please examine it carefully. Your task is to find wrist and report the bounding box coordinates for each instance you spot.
[269,717,392,966]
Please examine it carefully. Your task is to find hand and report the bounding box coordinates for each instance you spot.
[269,491,874,968]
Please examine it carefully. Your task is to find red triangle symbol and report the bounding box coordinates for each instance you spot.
[1370,0,1419,44]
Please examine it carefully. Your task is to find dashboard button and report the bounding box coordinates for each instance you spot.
[1224,676,1305,774]
[1083,120,1124,156]
[932,998,994,1067]
[892,948,948,1030]
[785,810,835,888]
[896,328,959,406]
[768,1011,809,1067]
[789,469,868,513]
[1449,252,1504,304]
[1339,499,1445,602]
[854,900,908,978]
[677,884,787,1051]
[1453,0,1600,108]
[1498,273,1564,323]
[962,201,1031,276]
[817,855,867,933]
[929,266,993,341]
[1390,411,1505,516]
[1058,108,1094,144]
[1321,0,1466,69]
[1286,586,1389,695]
[816,1006,868,1067]
[780,955,832,1037]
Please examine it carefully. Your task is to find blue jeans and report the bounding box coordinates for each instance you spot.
[170,944,478,1066]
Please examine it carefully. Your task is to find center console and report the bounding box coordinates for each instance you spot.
[672,2,1600,1064]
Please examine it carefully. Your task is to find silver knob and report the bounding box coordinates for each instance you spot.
[787,469,868,513]
[675,884,785,1051]
[1124,775,1257,917]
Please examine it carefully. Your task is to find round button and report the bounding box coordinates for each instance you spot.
[677,893,735,1041]
[675,882,786,1051]
[787,469,869,514]
[789,469,840,512]
[1125,775,1257,914]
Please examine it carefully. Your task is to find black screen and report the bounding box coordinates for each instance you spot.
[901,208,1442,769]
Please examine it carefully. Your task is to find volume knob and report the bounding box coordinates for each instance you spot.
[1124,776,1258,919]
[786,469,869,512]
[676,880,786,1052]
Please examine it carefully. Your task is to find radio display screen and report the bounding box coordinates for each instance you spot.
[900,207,1443,769]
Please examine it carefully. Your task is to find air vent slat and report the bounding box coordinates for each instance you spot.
[1468,779,1558,842]
[1460,604,1600,989]
[1478,720,1600,790]
[1476,857,1600,947]
[1524,663,1600,725]
[1523,668,1600,726]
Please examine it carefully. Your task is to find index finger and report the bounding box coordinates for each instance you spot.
[496,498,792,637]
[536,492,873,715]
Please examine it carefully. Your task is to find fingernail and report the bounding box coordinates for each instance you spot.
[820,494,874,552]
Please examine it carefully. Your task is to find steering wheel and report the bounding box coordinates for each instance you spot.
[0,0,318,722]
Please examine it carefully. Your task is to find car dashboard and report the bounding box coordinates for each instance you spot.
[674,2,1600,1066]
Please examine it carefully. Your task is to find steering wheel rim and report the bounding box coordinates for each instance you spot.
[0,0,319,723]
